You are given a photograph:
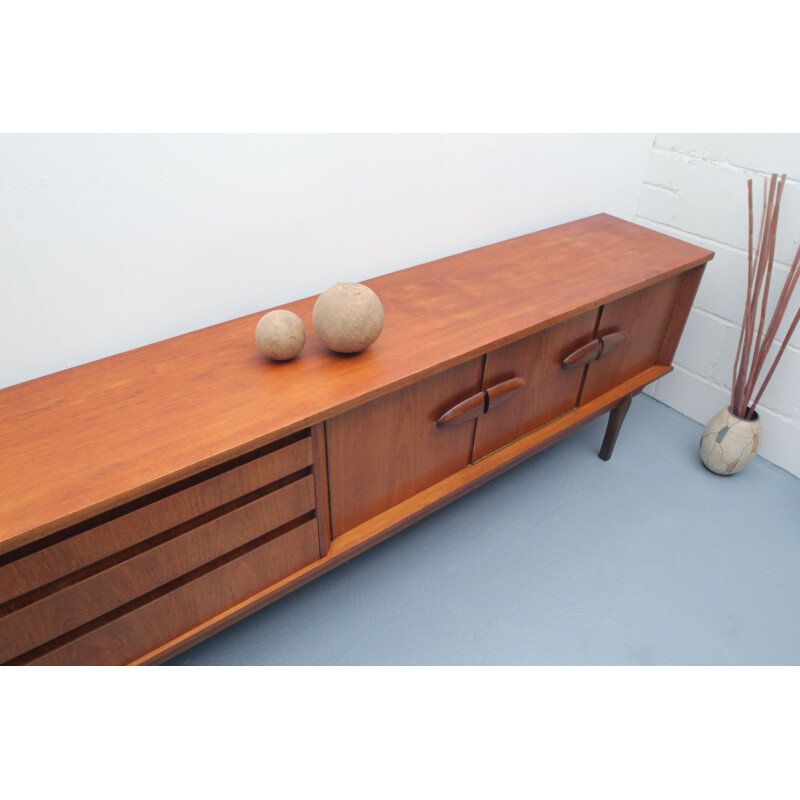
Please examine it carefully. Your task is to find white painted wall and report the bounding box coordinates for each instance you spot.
[637,134,800,477]
[1,134,652,391]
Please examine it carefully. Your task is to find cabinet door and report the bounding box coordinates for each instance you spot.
[471,309,599,461]
[580,274,684,404]
[326,357,484,537]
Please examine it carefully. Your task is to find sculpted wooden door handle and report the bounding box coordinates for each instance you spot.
[436,392,486,428]
[561,331,629,369]
[437,376,526,428]
[561,339,602,369]
[597,331,628,359]
[484,377,525,411]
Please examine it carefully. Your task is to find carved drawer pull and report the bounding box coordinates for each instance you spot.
[561,339,602,369]
[485,377,525,411]
[436,392,486,428]
[598,330,628,359]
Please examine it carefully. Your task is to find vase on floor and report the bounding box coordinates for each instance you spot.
[700,406,762,475]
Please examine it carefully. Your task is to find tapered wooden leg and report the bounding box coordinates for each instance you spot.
[599,394,632,461]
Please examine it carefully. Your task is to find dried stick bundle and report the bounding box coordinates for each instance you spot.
[730,173,800,419]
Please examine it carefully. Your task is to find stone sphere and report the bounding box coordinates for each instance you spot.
[312,282,384,353]
[255,310,306,361]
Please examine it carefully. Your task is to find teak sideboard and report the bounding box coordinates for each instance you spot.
[0,214,714,666]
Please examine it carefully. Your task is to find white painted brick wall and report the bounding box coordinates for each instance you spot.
[637,134,800,478]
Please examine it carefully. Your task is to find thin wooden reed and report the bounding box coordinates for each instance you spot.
[730,173,800,419]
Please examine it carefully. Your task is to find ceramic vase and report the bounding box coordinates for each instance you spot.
[700,406,762,475]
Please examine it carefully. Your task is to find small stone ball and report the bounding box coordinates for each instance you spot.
[255,309,306,361]
[312,282,384,353]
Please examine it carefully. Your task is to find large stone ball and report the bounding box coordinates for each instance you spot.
[312,282,384,353]
[255,309,306,361]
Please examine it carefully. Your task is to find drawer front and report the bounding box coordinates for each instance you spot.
[0,476,315,664]
[0,433,313,607]
[28,520,320,666]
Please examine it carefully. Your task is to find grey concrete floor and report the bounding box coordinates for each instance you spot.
[167,394,800,666]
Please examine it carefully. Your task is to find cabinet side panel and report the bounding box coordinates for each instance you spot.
[311,423,332,557]
[657,264,706,366]
[327,358,484,538]
[580,274,684,404]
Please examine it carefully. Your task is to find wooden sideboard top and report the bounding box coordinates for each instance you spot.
[0,214,713,551]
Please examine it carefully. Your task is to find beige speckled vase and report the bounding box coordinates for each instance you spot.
[700,407,762,475]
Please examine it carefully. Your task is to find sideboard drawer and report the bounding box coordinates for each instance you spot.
[27,519,320,666]
[0,431,313,607]
[0,475,316,664]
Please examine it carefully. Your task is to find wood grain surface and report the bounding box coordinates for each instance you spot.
[580,274,685,404]
[0,475,315,664]
[310,423,332,557]
[0,435,312,604]
[472,309,598,461]
[28,519,320,666]
[327,357,484,537]
[0,214,713,552]
[657,265,706,366]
